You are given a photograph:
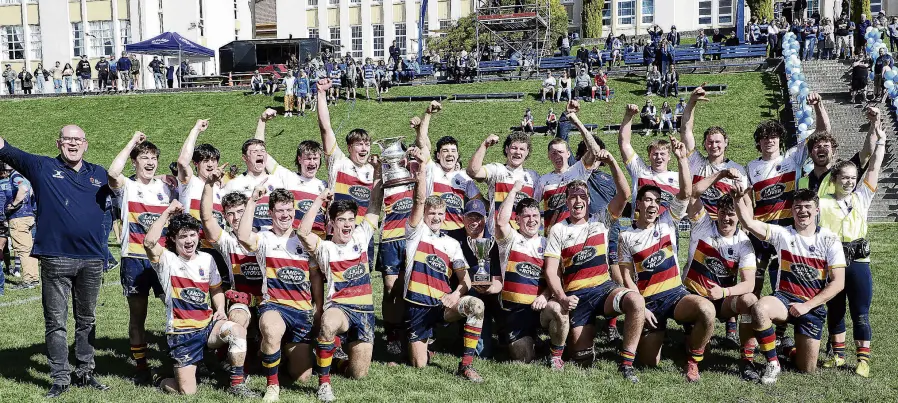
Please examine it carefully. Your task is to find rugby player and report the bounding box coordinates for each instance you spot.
[619,103,679,215]
[107,132,174,385]
[619,137,716,382]
[236,184,323,402]
[734,186,846,384]
[468,132,539,234]
[142,201,256,397]
[799,94,872,194]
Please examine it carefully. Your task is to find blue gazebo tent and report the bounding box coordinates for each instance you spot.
[125,32,214,58]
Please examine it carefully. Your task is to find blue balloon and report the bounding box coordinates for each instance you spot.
[885,80,895,89]
[885,69,897,81]
[870,71,875,80]
[889,86,898,98]
[798,123,808,132]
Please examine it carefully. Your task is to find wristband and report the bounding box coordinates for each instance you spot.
[877,141,886,146]
[722,288,729,298]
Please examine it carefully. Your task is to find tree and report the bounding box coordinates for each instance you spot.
[746,0,773,21]
[851,0,870,23]
[548,0,568,50]
[582,0,604,39]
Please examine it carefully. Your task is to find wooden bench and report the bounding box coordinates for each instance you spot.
[478,60,517,76]
[453,92,524,101]
[183,75,225,87]
[678,84,727,93]
[538,56,576,71]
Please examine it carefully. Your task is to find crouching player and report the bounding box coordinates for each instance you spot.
[544,151,648,383]
[495,181,568,367]
[685,168,760,382]
[404,148,485,382]
[142,201,256,397]
[733,186,846,385]
[298,173,384,402]
[237,184,322,402]
[618,137,716,382]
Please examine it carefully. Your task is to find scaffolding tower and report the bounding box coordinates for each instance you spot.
[474,0,551,66]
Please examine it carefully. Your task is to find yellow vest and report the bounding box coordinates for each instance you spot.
[818,192,869,262]
[797,170,834,198]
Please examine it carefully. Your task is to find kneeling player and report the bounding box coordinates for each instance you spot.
[495,182,568,367]
[686,168,760,381]
[544,152,648,383]
[733,187,846,384]
[404,150,485,382]
[237,185,322,402]
[298,181,384,402]
[619,138,716,382]
[143,201,256,397]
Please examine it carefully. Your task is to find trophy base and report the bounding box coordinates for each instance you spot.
[384,176,416,188]
[472,273,492,287]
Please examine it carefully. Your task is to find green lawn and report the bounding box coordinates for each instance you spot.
[0,74,892,402]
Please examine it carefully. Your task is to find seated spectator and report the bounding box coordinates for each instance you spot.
[250,70,264,94]
[557,71,572,103]
[521,108,534,132]
[574,68,594,102]
[695,31,710,60]
[659,101,674,132]
[674,97,686,127]
[668,25,681,46]
[646,65,662,95]
[640,99,660,132]
[467,54,478,80]
[407,57,421,75]
[588,46,602,68]
[546,109,558,134]
[593,69,610,102]
[725,32,740,46]
[713,28,726,43]
[662,66,679,97]
[540,71,556,103]
[577,46,590,67]
[611,35,624,67]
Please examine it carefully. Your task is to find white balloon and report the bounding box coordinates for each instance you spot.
[798,123,808,132]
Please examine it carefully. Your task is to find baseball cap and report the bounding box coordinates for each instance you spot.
[464,199,487,218]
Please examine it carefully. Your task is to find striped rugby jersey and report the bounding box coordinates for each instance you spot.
[765,224,846,302]
[313,219,376,312]
[684,209,756,298]
[213,230,261,297]
[618,197,687,300]
[269,163,329,237]
[688,151,748,220]
[403,221,468,307]
[624,154,679,217]
[114,177,174,259]
[255,230,317,311]
[497,230,546,309]
[544,211,616,293]
[747,141,808,225]
[484,163,539,233]
[326,146,374,225]
[382,184,414,243]
[178,175,224,249]
[221,168,291,231]
[424,160,481,232]
[152,250,222,334]
[534,160,594,234]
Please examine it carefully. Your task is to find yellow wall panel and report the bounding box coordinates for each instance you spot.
[438,1,448,19]
[69,2,81,22]
[328,8,339,26]
[86,0,112,21]
[307,10,318,28]
[371,5,382,23]
[0,6,22,26]
[393,4,404,22]
[118,0,129,19]
[460,0,471,17]
[349,7,360,25]
[27,5,39,25]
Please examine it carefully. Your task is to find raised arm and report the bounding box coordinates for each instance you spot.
[567,100,601,168]
[671,136,692,200]
[409,152,428,228]
[680,86,710,153]
[200,166,226,242]
[236,180,267,251]
[618,104,641,165]
[177,119,209,184]
[366,155,384,223]
[600,150,631,218]
[496,180,523,241]
[732,184,766,240]
[108,131,145,189]
[466,134,499,181]
[298,189,331,257]
[413,101,442,159]
[254,109,279,171]
[316,79,338,154]
[864,107,886,187]
[806,93,831,136]
[144,200,183,262]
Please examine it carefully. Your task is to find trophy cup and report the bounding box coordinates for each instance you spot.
[467,237,495,287]
[373,136,416,188]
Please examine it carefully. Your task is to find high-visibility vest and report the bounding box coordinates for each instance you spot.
[818,189,870,262]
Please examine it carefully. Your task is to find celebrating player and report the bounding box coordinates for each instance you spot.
[619,137,716,382]
[222,109,283,230]
[468,132,539,233]
[619,103,679,215]
[142,201,256,397]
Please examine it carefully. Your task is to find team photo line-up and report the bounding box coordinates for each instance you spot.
[0,79,885,402]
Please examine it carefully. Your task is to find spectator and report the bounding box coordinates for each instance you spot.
[850,52,870,103]
[296,69,311,115]
[250,70,264,95]
[662,66,679,98]
[593,69,610,102]
[858,14,872,48]
[890,17,898,53]
[4,64,16,95]
[695,30,710,60]
[33,63,48,94]
[794,0,807,23]
[657,38,675,74]
[467,54,479,81]
[574,67,594,102]
[95,56,110,91]
[803,19,819,60]
[540,71,556,103]
[605,31,615,51]
[18,67,33,95]
[835,13,852,59]
[389,40,401,66]
[725,31,740,46]
[674,97,686,127]
[165,63,175,89]
[648,24,663,44]
[361,57,378,100]
[557,71,572,102]
[377,59,390,93]
[875,12,888,40]
[521,108,534,132]
[283,70,297,117]
[129,53,141,90]
[576,46,589,66]
[611,35,624,67]
[117,52,132,92]
[873,47,893,97]
[148,56,164,89]
[713,28,726,43]
[264,72,278,96]
[107,59,117,93]
[643,39,656,69]
[640,99,659,132]
[50,61,63,94]
[767,20,780,58]
[6,167,36,289]
[62,63,74,93]
[546,109,558,134]
[646,65,662,95]
[749,17,762,44]
[659,101,674,132]
[559,34,571,57]
[0,125,113,398]
[75,55,91,92]
[668,25,681,46]
[178,60,189,87]
[588,45,601,69]
[821,18,836,60]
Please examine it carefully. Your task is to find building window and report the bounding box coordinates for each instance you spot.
[439,19,451,37]
[350,25,362,58]
[329,0,338,5]
[394,25,406,55]
[617,0,635,25]
[330,26,341,52]
[309,28,319,38]
[120,20,131,45]
[806,0,818,17]
[698,0,712,25]
[641,0,653,24]
[29,24,40,60]
[72,22,84,57]
[373,24,384,57]
[718,0,733,24]
[89,21,114,57]
[871,0,882,14]
[602,0,611,26]
[1,25,24,60]
[564,4,574,25]
[308,0,317,5]
[351,0,361,4]
[0,0,21,4]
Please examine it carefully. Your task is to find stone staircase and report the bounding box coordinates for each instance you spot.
[796,59,898,222]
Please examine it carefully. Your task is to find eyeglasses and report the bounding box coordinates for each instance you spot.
[59,136,86,144]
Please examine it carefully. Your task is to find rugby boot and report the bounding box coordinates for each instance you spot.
[456,364,483,383]
[855,360,870,378]
[317,382,336,402]
[549,356,565,371]
[263,384,280,402]
[760,361,781,385]
[618,365,639,383]
[227,382,259,398]
[685,361,701,382]
[740,362,760,383]
[822,355,846,369]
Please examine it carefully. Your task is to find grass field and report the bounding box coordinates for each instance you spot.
[0,73,895,402]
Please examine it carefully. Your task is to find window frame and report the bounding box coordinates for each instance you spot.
[88,20,115,58]
[2,25,24,61]
[373,24,384,57]
[718,0,733,25]
[29,24,41,60]
[617,0,636,26]
[641,0,654,25]
[698,0,712,26]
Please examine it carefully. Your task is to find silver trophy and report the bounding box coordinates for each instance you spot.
[466,237,495,287]
[373,136,416,188]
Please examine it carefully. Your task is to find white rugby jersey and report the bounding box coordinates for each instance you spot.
[497,230,547,308]
[684,209,756,297]
[746,142,808,224]
[688,151,748,219]
[534,160,593,232]
[254,230,317,311]
[312,219,376,312]
[213,230,261,296]
[764,224,846,302]
[114,177,174,259]
[625,154,680,216]
[484,163,539,233]
[178,175,224,249]
[152,249,222,334]
[222,168,291,230]
[618,197,687,299]
[424,160,481,232]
